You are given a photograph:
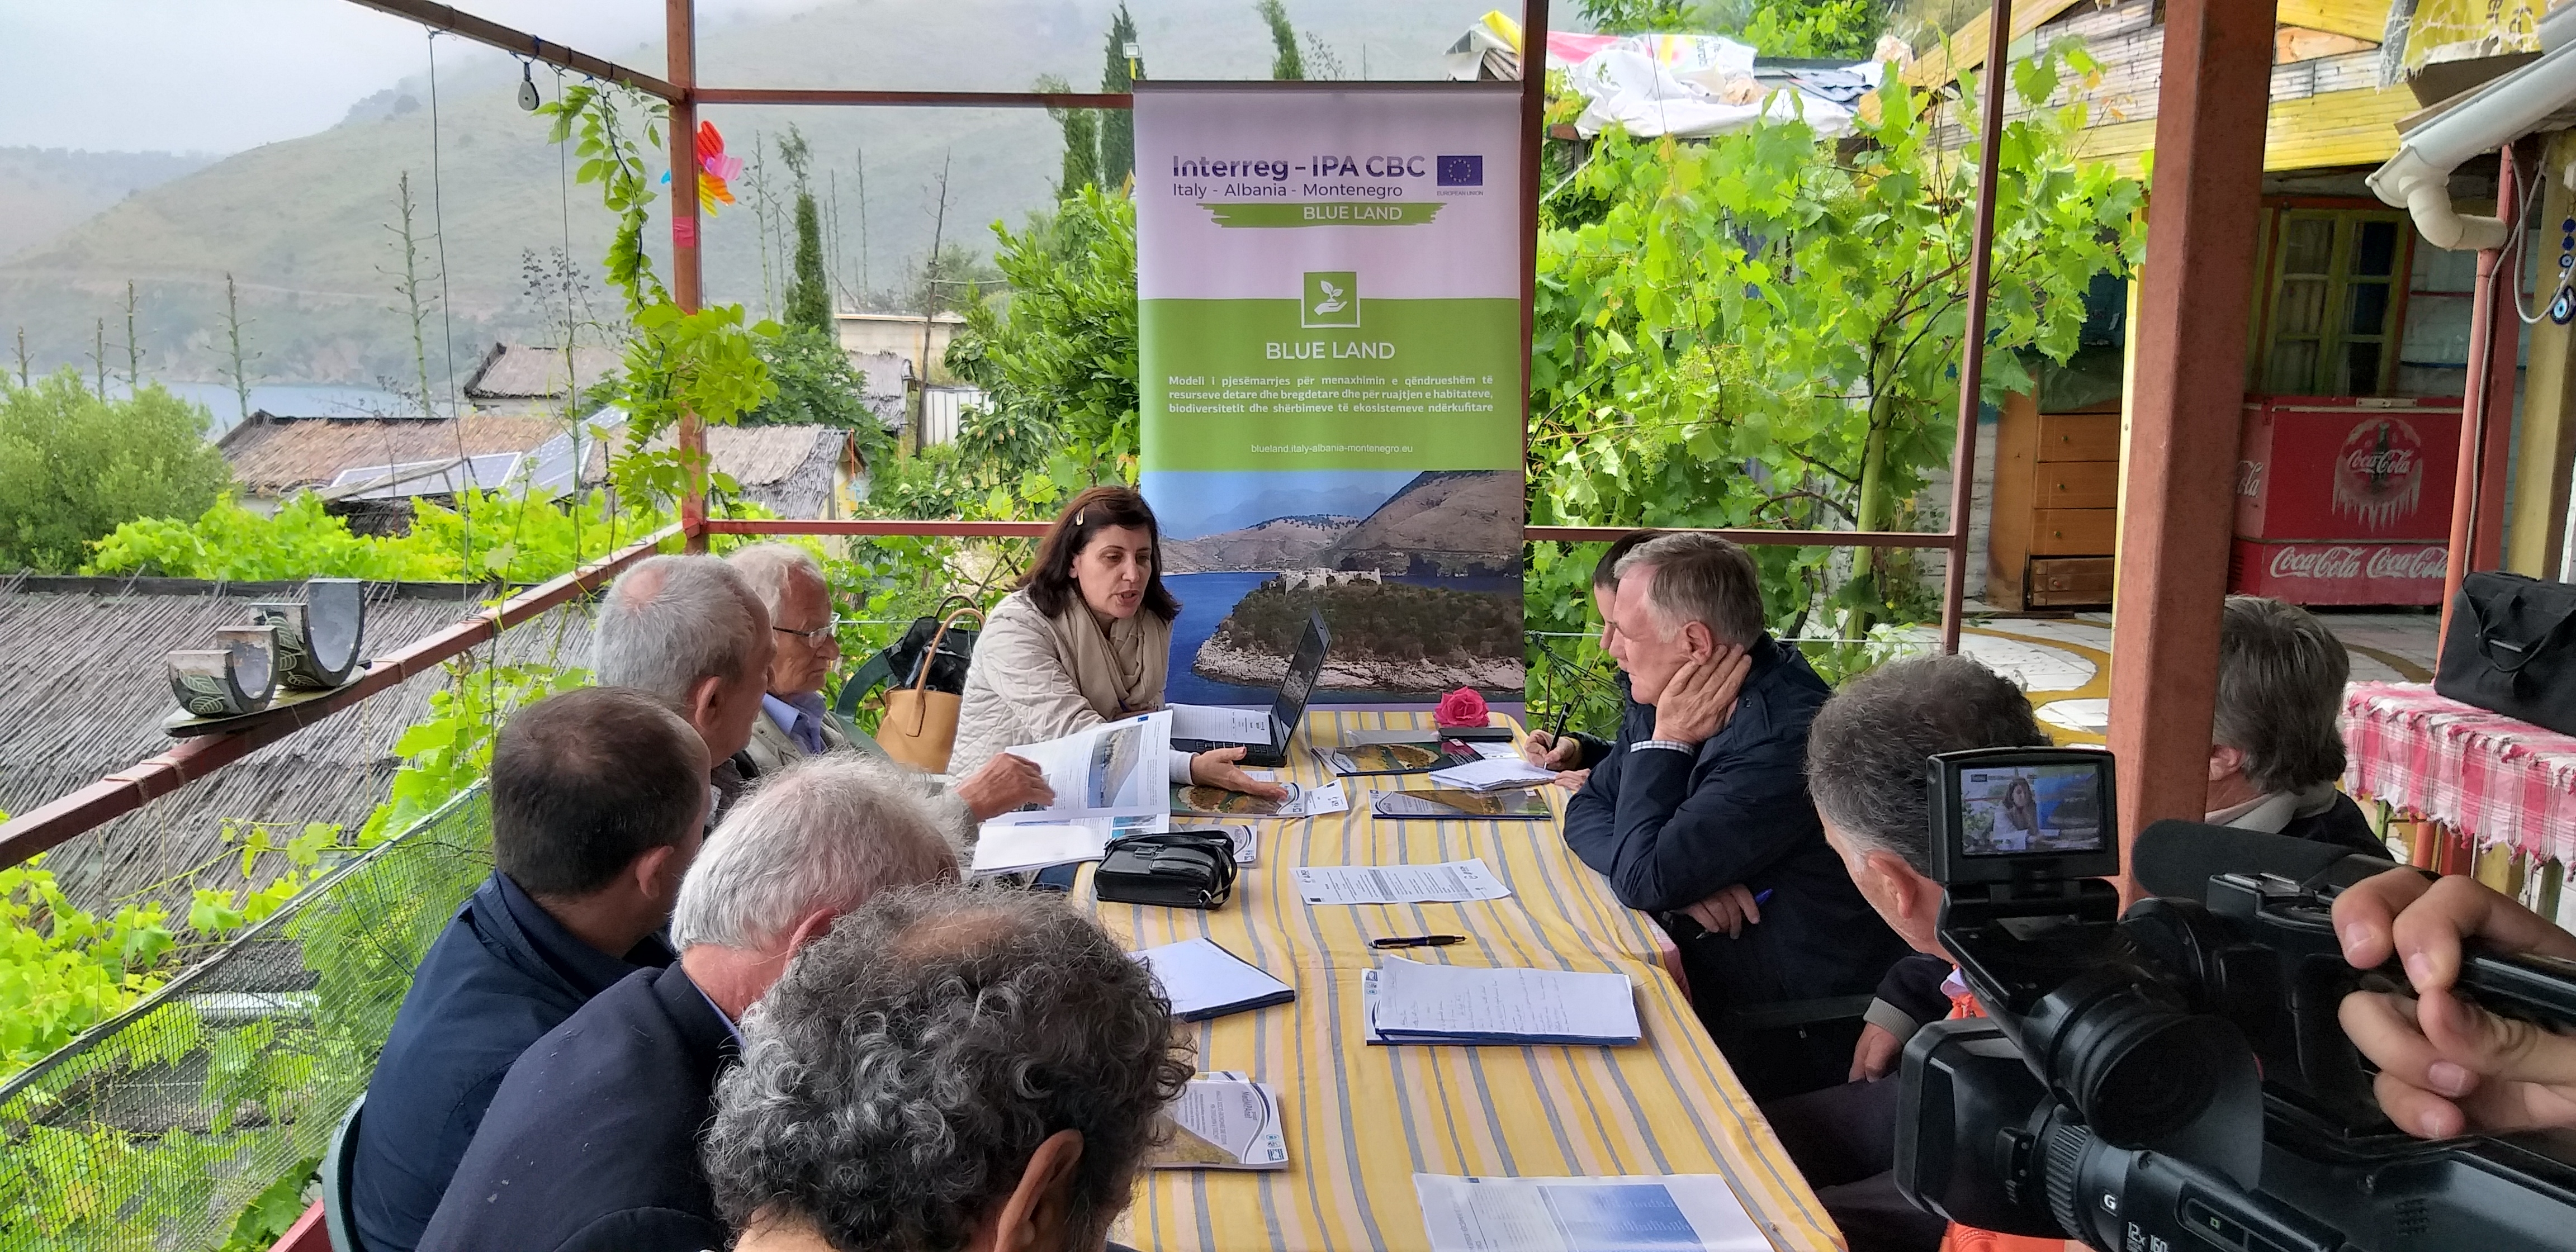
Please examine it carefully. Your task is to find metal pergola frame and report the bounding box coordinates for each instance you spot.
[0,0,2035,869]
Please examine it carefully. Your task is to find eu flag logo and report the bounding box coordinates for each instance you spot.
[1436,155,1483,187]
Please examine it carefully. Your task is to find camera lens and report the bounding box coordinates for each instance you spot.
[2052,992,2242,1147]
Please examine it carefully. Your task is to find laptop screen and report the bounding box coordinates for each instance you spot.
[1269,614,1330,743]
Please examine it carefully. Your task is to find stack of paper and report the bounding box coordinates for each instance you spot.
[1426,757,1559,793]
[1363,956,1639,1046]
[1150,1073,1290,1171]
[1413,1174,1765,1251]
[1132,937,1295,1021]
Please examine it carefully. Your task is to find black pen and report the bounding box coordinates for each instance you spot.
[1371,934,1467,949]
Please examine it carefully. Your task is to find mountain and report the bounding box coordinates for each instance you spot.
[1325,469,1519,575]
[0,149,219,263]
[0,0,1474,386]
[1163,513,1357,572]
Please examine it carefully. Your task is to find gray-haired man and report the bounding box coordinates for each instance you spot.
[2206,595,2379,851]
[416,753,958,1252]
[705,884,1192,1252]
[593,553,775,818]
[724,543,1053,836]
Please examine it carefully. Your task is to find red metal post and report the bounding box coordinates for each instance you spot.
[2441,142,2526,641]
[2105,0,2279,867]
[1937,0,2014,656]
[669,0,708,553]
[1520,0,1548,481]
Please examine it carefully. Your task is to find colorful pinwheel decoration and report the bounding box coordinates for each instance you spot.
[662,120,740,216]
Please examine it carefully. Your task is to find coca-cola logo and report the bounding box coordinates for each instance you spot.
[2264,545,2446,581]
[2332,417,2427,532]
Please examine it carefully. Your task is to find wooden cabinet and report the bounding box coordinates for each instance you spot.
[1989,393,2120,609]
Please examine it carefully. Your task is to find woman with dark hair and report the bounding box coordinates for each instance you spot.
[951,486,1286,799]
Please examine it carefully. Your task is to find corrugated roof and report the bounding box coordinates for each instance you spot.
[220,414,564,496]
[583,424,851,518]
[461,343,626,401]
[0,577,592,912]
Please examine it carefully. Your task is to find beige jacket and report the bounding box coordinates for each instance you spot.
[739,701,973,848]
[950,589,1176,780]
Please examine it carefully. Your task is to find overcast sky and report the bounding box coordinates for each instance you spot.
[1,0,818,154]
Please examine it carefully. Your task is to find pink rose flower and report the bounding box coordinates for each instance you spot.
[1434,687,1490,729]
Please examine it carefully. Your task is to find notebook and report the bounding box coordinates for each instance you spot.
[1363,956,1639,1046]
[1132,937,1296,1021]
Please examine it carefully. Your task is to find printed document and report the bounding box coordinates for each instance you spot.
[1370,956,1639,1046]
[1151,1073,1290,1170]
[1169,703,1272,744]
[1292,858,1511,905]
[997,710,1172,821]
[1413,1174,1768,1252]
[1426,757,1559,792]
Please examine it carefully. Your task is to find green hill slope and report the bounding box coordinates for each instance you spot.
[0,0,1476,386]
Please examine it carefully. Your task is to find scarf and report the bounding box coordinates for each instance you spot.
[1039,596,1169,720]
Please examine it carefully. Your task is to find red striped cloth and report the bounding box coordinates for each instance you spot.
[2342,681,2576,865]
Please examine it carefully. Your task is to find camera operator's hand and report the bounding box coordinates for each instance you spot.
[1849,1022,1903,1083]
[1650,646,1752,747]
[1680,883,1762,938]
[2334,870,2576,1138]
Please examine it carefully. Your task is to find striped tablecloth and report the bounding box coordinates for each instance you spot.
[1087,710,1843,1252]
[2342,681,2576,866]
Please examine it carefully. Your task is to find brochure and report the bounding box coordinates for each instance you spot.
[1370,789,1554,821]
[1310,741,1482,777]
[1413,1174,1766,1251]
[993,711,1173,823]
[1150,1072,1291,1171]
[1172,780,1348,819]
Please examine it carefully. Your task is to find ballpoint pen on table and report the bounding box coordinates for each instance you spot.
[1370,935,1467,949]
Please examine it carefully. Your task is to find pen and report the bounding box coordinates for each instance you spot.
[1753,889,1773,907]
[1370,934,1467,949]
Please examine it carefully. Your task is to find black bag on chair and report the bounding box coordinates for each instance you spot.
[2436,571,2576,736]
[832,595,983,724]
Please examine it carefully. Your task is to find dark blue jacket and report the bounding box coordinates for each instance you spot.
[418,964,735,1252]
[1564,637,1908,1005]
[351,872,675,1252]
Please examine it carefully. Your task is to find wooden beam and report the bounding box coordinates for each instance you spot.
[343,0,679,98]
[669,0,707,554]
[2443,143,2528,641]
[1903,0,2090,88]
[2472,141,2532,571]
[694,88,1131,109]
[1521,0,1549,480]
[1942,0,2016,656]
[702,519,1963,547]
[2506,130,2576,577]
[2275,0,2394,44]
[0,528,680,871]
[2106,0,2280,880]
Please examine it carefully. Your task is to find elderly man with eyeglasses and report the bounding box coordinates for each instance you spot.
[726,545,1052,841]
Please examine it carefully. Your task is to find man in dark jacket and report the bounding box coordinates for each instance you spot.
[1562,534,1910,1037]
[350,687,708,1252]
[416,753,960,1252]
[2204,595,2383,852]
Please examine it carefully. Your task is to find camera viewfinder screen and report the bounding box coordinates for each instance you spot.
[1958,763,2105,856]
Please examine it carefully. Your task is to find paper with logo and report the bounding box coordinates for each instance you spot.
[1413,1174,1767,1252]
[1133,83,1526,709]
[1150,1073,1291,1171]
[1292,857,1510,905]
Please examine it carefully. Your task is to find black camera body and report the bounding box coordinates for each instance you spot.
[1896,747,2576,1251]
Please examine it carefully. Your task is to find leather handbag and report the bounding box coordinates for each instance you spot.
[1093,831,1239,910]
[873,601,983,772]
[2436,571,2576,736]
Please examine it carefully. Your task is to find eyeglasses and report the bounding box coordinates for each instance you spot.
[774,615,842,641]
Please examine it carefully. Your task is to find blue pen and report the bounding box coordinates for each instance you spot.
[1752,889,1773,907]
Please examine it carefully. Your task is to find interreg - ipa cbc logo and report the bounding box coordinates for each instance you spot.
[1301,271,1360,329]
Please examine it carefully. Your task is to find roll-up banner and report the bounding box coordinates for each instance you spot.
[1135,83,1526,707]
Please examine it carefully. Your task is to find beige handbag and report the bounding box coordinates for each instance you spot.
[874,605,982,772]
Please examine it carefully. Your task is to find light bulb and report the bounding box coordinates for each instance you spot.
[518,63,541,111]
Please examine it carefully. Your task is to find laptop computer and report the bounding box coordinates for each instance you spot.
[1169,612,1330,768]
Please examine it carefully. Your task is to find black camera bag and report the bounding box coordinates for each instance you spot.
[2436,571,2576,735]
[1093,831,1238,910]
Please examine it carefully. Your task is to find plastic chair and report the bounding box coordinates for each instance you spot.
[321,1094,366,1252]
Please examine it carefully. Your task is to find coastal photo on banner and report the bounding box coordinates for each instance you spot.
[1135,83,1525,707]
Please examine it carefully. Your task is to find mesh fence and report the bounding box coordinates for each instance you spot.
[1,784,494,1252]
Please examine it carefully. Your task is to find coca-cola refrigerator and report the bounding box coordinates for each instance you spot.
[2229,396,2462,605]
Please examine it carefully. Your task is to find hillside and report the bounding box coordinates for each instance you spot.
[1162,513,1356,572]
[1326,469,1520,575]
[0,0,1478,385]
[0,149,219,263]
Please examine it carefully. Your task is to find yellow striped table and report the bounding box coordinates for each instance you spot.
[1091,710,1845,1252]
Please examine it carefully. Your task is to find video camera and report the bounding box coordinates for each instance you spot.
[1895,746,2576,1251]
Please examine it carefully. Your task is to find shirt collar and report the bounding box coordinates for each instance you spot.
[692,976,746,1049]
[762,691,828,754]
[489,870,673,997]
